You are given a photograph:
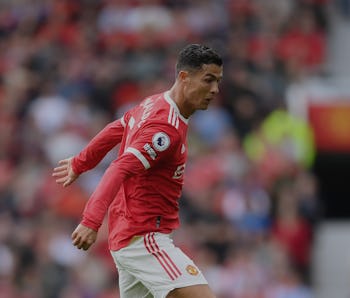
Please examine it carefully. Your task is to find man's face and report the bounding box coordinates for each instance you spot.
[183,63,223,111]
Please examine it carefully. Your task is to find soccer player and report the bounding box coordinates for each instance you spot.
[53,44,223,298]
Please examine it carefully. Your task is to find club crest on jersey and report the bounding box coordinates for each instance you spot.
[186,265,199,276]
[152,132,170,151]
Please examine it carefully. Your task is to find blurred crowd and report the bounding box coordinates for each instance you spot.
[0,0,329,297]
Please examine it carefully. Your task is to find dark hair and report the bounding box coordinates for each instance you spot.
[175,44,223,75]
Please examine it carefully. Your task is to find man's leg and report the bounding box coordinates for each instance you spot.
[111,233,213,298]
[167,284,215,298]
[111,249,153,298]
[117,267,153,298]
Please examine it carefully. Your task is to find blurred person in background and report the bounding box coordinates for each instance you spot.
[53,44,223,298]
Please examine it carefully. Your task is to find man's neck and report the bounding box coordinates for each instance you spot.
[168,84,192,119]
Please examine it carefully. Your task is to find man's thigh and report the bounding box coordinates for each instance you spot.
[167,284,215,298]
[117,266,153,298]
[111,232,209,298]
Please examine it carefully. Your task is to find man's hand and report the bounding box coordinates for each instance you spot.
[71,224,97,251]
[52,157,79,187]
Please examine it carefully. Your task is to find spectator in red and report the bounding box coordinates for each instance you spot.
[275,6,326,75]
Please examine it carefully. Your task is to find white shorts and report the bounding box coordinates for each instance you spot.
[110,232,208,298]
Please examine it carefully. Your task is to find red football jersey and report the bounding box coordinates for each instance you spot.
[72,91,189,250]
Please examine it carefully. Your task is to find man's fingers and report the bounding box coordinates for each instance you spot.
[52,164,68,179]
[58,159,70,166]
[53,157,78,188]
[55,174,76,187]
[72,231,89,249]
[81,237,95,251]
[55,177,68,184]
[71,224,97,251]
[63,179,73,187]
[71,230,78,240]
[52,169,67,177]
[82,243,91,251]
[53,165,68,171]
[77,239,92,250]
[72,235,82,247]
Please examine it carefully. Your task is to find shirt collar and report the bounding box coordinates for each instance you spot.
[164,91,189,124]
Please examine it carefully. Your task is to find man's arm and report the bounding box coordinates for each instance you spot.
[72,118,126,175]
[52,117,126,187]
[72,122,181,251]
[71,152,145,250]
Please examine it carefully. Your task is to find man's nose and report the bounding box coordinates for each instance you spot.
[211,82,219,94]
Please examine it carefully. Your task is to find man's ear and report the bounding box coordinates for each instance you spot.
[178,70,189,82]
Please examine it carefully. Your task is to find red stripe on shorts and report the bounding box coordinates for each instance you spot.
[144,233,176,280]
[150,233,182,279]
[143,233,180,280]
[149,233,182,277]
[161,249,182,277]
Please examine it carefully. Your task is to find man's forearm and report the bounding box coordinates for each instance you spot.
[81,153,145,231]
[72,119,125,174]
